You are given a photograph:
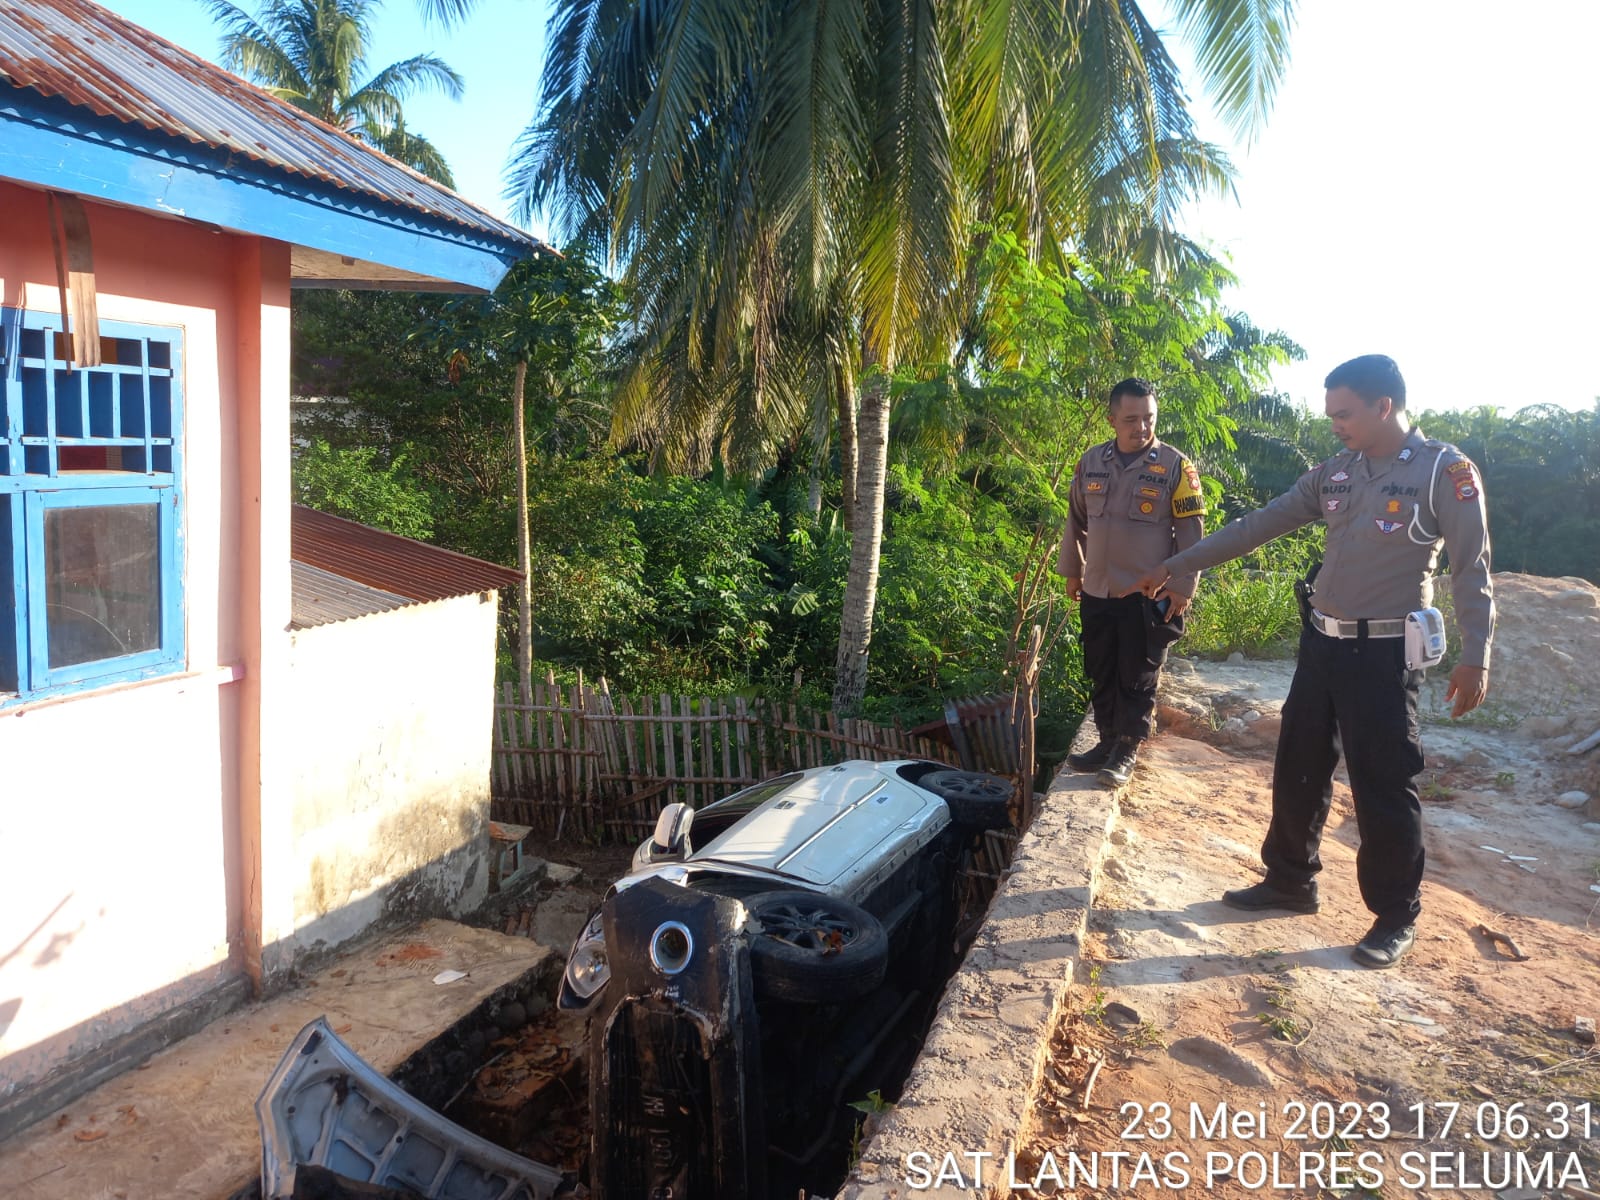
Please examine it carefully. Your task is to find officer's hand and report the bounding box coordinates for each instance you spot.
[1444,664,1489,718]
[1167,591,1193,618]
[1063,576,1083,603]
[1127,568,1169,598]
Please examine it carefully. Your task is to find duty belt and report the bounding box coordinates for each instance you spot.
[1310,609,1404,639]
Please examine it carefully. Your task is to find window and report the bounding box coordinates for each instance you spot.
[1,308,184,702]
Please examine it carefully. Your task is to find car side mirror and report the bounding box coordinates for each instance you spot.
[651,802,695,858]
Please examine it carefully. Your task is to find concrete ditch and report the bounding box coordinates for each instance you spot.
[838,727,1111,1199]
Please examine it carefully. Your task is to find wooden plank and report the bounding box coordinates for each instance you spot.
[735,697,751,783]
[620,692,640,788]
[719,699,732,786]
[660,694,677,799]
[642,693,658,779]
[681,696,695,807]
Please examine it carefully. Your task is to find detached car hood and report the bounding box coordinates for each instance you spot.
[688,766,943,889]
[257,1017,567,1200]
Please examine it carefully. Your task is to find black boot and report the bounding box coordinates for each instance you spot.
[1097,737,1140,789]
[1221,880,1320,914]
[1067,739,1114,772]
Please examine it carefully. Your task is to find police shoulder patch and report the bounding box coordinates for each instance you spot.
[1170,458,1206,519]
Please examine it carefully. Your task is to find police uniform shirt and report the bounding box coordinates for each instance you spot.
[1163,425,1495,667]
[1058,438,1207,600]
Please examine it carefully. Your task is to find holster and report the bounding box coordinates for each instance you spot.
[1294,561,1322,633]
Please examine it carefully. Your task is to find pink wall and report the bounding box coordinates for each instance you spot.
[0,181,290,1104]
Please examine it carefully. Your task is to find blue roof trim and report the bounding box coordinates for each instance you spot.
[0,90,527,292]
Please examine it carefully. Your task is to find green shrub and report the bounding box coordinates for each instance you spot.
[1184,529,1322,659]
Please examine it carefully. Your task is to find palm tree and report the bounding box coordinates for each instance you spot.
[203,0,463,185]
[509,0,1298,710]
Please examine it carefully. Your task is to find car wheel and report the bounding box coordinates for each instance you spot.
[743,890,888,1004]
[920,770,1015,831]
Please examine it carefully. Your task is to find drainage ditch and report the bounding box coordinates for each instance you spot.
[417,835,1011,1199]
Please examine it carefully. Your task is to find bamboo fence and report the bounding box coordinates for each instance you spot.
[491,672,964,840]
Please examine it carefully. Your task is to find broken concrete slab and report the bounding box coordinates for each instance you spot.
[0,920,554,1200]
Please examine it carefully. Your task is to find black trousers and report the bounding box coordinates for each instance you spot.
[1080,593,1185,742]
[1263,627,1426,930]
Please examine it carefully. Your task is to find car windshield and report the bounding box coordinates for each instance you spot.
[699,774,803,816]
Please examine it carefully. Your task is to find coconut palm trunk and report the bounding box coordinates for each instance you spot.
[832,360,890,711]
[836,359,858,531]
[511,358,534,696]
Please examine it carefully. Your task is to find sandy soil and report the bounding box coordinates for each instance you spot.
[1014,574,1600,1200]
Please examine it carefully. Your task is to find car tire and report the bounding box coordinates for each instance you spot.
[919,770,1015,831]
[743,890,888,1004]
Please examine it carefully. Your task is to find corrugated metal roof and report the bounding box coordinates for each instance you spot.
[292,506,521,611]
[0,0,541,250]
[291,560,412,629]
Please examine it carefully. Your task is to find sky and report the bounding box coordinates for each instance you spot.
[98,0,1600,415]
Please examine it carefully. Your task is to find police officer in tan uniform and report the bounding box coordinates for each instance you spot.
[1058,378,1206,788]
[1133,355,1494,969]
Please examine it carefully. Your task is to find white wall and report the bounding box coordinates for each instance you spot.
[282,592,500,960]
[0,185,262,1103]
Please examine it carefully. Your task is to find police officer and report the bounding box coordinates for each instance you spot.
[1132,355,1494,969]
[1058,377,1207,788]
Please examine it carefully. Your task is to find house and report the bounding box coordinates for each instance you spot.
[0,0,541,1138]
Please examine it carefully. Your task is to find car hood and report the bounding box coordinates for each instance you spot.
[687,765,943,889]
[256,1017,567,1200]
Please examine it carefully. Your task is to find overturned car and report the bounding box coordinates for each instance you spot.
[562,759,1014,1199]
[256,759,1013,1199]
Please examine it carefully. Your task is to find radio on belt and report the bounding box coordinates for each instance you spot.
[1404,606,1446,670]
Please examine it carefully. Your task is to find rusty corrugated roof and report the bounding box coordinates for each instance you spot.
[292,506,521,610]
[291,560,411,630]
[0,0,539,249]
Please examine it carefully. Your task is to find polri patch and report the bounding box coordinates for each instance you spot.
[1386,499,1402,514]
[1087,480,1104,492]
[1331,470,1350,482]
[1456,482,1478,501]
[1149,463,1168,475]
[1139,486,1162,498]
[1398,446,1414,462]
[1375,518,1403,534]
[1325,499,1342,512]
[1139,501,1155,514]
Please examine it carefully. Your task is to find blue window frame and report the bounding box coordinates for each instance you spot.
[1,307,185,703]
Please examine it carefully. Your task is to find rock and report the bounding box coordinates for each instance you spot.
[1227,651,1245,665]
[1583,823,1600,833]
[1168,1037,1275,1088]
[1461,750,1493,767]
[1554,791,1589,809]
[544,861,584,886]
[1242,709,1262,723]
[1104,1001,1142,1028]
[1168,657,1197,675]
[498,1001,528,1030]
[1221,717,1247,734]
[1577,1017,1597,1045]
[1520,713,1572,737]
[1555,587,1600,610]
[1498,1190,1544,1200]
[1532,642,1576,668]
